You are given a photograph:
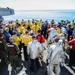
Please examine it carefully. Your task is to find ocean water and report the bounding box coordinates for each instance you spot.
[3,10,75,23]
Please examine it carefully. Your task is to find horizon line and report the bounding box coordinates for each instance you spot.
[15,9,75,11]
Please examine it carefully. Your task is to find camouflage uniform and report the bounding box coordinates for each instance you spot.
[0,30,8,70]
[7,37,22,70]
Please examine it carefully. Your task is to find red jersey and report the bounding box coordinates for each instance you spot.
[36,34,45,43]
[68,38,75,50]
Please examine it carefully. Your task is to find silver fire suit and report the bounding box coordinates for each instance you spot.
[48,28,58,43]
[27,40,43,59]
[59,33,65,46]
[47,42,64,75]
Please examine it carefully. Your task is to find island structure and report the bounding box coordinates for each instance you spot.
[0,7,14,21]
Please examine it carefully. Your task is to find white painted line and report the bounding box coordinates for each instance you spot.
[64,64,75,75]
[72,66,75,70]
[65,52,69,59]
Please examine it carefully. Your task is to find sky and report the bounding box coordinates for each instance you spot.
[0,0,75,10]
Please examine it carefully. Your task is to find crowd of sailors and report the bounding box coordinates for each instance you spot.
[0,19,75,75]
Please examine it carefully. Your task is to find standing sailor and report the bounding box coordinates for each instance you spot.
[47,36,64,75]
[22,30,32,61]
[47,28,58,44]
[27,35,43,72]
[0,29,7,70]
[7,37,22,72]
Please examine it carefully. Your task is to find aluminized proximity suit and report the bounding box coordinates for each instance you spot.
[48,28,58,43]
[27,40,43,72]
[47,42,64,75]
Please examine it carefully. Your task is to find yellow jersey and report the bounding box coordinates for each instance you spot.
[72,21,74,28]
[20,33,26,43]
[38,22,42,27]
[56,28,61,34]
[17,26,21,33]
[22,34,32,46]
[12,35,21,45]
[9,24,12,29]
[31,25,40,33]
[26,22,32,29]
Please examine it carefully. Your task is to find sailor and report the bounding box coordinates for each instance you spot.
[47,36,64,75]
[59,33,65,47]
[0,29,7,70]
[31,22,40,34]
[68,34,75,67]
[26,20,32,30]
[12,32,21,50]
[41,21,48,39]
[36,29,45,44]
[47,27,58,44]
[22,30,32,61]
[27,35,43,72]
[7,37,22,71]
[36,29,47,67]
[12,32,22,59]
[4,27,11,43]
[56,25,61,34]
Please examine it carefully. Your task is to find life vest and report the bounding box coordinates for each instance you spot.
[7,43,17,55]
